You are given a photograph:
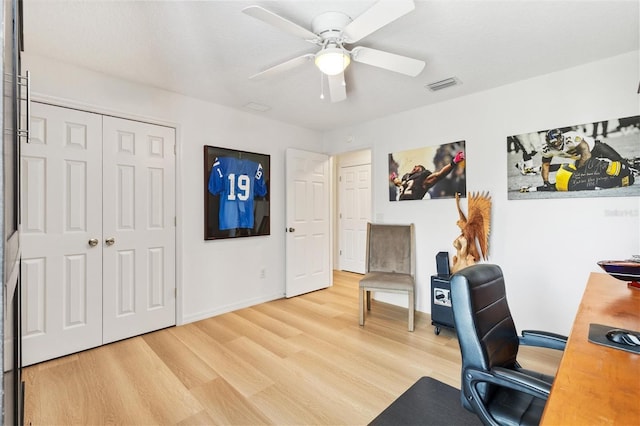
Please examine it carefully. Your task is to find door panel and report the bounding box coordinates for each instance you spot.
[102,116,176,343]
[285,149,330,297]
[21,103,103,366]
[339,164,371,273]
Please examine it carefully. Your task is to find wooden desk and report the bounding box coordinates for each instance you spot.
[541,272,640,425]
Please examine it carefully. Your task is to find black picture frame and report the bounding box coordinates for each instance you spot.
[204,145,270,240]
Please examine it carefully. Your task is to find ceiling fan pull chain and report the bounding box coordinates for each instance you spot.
[320,72,325,100]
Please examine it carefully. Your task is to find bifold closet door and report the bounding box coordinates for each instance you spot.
[101,116,176,344]
[21,103,104,365]
[21,103,176,366]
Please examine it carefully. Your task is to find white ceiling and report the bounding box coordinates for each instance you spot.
[23,0,639,131]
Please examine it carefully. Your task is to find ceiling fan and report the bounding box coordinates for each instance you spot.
[242,0,426,102]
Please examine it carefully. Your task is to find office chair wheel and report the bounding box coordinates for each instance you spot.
[434,326,441,335]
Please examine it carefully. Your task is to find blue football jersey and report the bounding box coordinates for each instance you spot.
[208,157,267,230]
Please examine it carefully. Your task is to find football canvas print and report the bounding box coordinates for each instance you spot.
[508,115,640,200]
[388,141,466,201]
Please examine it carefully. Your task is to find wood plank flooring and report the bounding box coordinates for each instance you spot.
[22,270,562,425]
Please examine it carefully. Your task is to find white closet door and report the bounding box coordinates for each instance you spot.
[101,116,176,344]
[21,104,177,365]
[338,163,371,274]
[21,103,103,366]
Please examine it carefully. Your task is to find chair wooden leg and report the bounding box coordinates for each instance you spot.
[366,290,371,311]
[359,288,365,326]
[408,290,415,332]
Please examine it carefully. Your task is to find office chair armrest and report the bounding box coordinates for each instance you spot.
[490,366,552,397]
[465,366,552,400]
[463,366,552,426]
[520,329,567,351]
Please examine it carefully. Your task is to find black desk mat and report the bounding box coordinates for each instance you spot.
[588,323,640,354]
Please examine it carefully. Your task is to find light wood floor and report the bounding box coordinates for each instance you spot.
[23,270,562,425]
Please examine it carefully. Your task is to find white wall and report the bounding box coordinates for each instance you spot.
[24,51,639,336]
[323,51,640,335]
[23,54,324,324]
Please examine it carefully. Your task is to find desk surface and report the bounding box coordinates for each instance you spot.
[541,272,640,425]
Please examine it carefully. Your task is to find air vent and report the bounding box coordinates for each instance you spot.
[426,77,460,92]
[244,102,271,112]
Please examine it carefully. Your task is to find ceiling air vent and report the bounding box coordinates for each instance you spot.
[426,77,460,92]
[244,102,271,112]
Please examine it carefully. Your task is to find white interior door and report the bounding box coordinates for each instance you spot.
[338,163,371,273]
[102,116,176,343]
[21,103,103,365]
[285,148,331,297]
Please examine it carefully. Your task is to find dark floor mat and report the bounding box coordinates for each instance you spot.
[369,376,481,426]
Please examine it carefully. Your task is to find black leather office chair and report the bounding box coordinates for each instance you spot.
[450,264,567,426]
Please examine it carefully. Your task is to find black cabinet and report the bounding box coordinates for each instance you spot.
[431,275,454,335]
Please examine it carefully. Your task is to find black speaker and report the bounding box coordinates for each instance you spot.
[436,251,450,277]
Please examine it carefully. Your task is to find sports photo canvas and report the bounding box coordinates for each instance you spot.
[507,115,640,200]
[388,141,466,201]
[204,145,270,240]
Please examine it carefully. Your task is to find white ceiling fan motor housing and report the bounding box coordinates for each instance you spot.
[312,12,352,42]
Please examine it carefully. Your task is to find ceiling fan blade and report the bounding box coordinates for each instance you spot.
[328,73,347,103]
[342,0,415,43]
[242,6,318,41]
[351,46,425,77]
[249,54,314,80]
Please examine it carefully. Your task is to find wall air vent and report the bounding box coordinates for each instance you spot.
[426,77,460,92]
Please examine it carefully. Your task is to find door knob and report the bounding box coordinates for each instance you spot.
[105,237,115,246]
[288,227,295,232]
[88,238,99,247]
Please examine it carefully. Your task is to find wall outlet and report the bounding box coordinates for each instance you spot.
[260,268,266,279]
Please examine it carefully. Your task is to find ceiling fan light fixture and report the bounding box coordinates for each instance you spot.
[315,47,350,76]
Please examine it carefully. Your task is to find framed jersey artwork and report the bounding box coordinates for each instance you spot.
[388,141,466,201]
[507,115,640,200]
[204,145,270,240]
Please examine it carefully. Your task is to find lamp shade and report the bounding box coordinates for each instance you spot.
[315,47,350,75]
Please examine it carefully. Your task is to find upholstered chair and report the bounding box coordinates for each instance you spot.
[359,223,415,331]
